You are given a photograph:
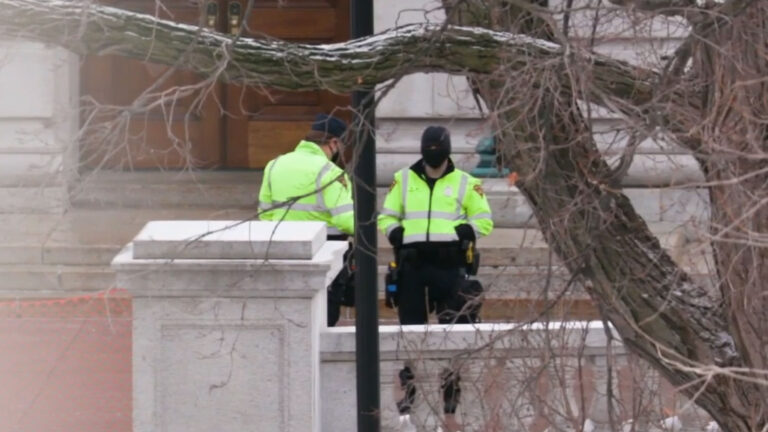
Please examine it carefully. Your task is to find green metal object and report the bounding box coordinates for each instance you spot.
[470,136,509,178]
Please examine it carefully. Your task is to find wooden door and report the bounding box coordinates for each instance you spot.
[80,0,225,170]
[223,0,352,168]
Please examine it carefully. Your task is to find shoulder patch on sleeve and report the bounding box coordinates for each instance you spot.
[473,183,485,198]
[388,179,398,193]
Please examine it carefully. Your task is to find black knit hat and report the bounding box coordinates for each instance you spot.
[420,126,451,168]
[312,114,347,138]
[421,126,451,153]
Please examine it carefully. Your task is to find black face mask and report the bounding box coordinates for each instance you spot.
[330,150,341,165]
[328,140,342,165]
[422,148,449,168]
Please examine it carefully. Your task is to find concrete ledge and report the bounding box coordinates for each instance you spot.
[113,241,347,298]
[0,264,115,295]
[320,321,624,361]
[133,220,328,260]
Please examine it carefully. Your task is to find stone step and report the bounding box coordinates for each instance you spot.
[0,264,115,297]
[71,159,706,211]
[376,118,688,155]
[2,212,699,268]
[0,208,259,266]
[70,171,264,209]
[372,263,713,299]
[0,259,711,299]
[379,185,709,227]
[70,171,710,228]
[0,257,712,329]
[376,223,708,267]
[375,153,702,187]
[1,200,707,271]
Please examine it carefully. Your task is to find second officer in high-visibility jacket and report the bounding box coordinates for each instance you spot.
[378,125,493,325]
[258,114,355,326]
[378,126,493,431]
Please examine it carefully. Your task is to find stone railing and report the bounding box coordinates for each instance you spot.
[323,322,616,431]
[323,322,712,431]
[113,220,711,432]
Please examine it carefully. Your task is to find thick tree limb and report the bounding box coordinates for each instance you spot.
[444,1,763,431]
[0,1,665,109]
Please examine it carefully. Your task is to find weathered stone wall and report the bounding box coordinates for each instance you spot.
[0,41,78,213]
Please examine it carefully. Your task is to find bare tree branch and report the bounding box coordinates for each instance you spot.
[0,1,666,111]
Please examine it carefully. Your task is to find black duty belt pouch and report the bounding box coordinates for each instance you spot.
[339,246,356,307]
[458,278,484,323]
[340,272,356,307]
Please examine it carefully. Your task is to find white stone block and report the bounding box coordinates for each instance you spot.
[550,0,690,40]
[0,119,56,150]
[610,154,703,186]
[374,0,444,32]
[132,220,327,260]
[593,39,682,68]
[156,322,287,431]
[376,118,488,154]
[432,74,485,118]
[377,74,435,118]
[660,188,710,223]
[0,186,66,213]
[132,296,327,432]
[116,224,344,432]
[624,188,661,222]
[51,48,80,185]
[591,119,686,154]
[375,152,480,185]
[0,42,55,118]
[0,152,63,179]
[114,241,346,298]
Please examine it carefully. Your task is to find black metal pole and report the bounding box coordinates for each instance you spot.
[351,0,379,431]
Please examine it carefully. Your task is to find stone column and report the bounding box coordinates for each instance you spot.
[112,220,346,432]
[0,42,78,213]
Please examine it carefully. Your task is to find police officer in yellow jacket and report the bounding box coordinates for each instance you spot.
[258,114,355,326]
[379,125,493,324]
[378,125,493,430]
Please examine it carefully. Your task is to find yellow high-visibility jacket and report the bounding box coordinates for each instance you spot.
[258,140,354,235]
[378,161,493,244]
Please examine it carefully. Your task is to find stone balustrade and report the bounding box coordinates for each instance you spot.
[112,220,712,432]
[322,322,711,431]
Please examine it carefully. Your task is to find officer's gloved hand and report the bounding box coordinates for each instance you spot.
[388,226,405,248]
[454,224,476,243]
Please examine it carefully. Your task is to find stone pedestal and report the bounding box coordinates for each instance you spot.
[112,220,346,432]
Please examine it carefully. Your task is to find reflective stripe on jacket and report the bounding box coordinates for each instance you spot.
[258,140,354,235]
[378,161,493,244]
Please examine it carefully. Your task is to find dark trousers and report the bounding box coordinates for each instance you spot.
[396,260,481,415]
[397,262,480,325]
[327,266,352,326]
[327,244,355,327]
